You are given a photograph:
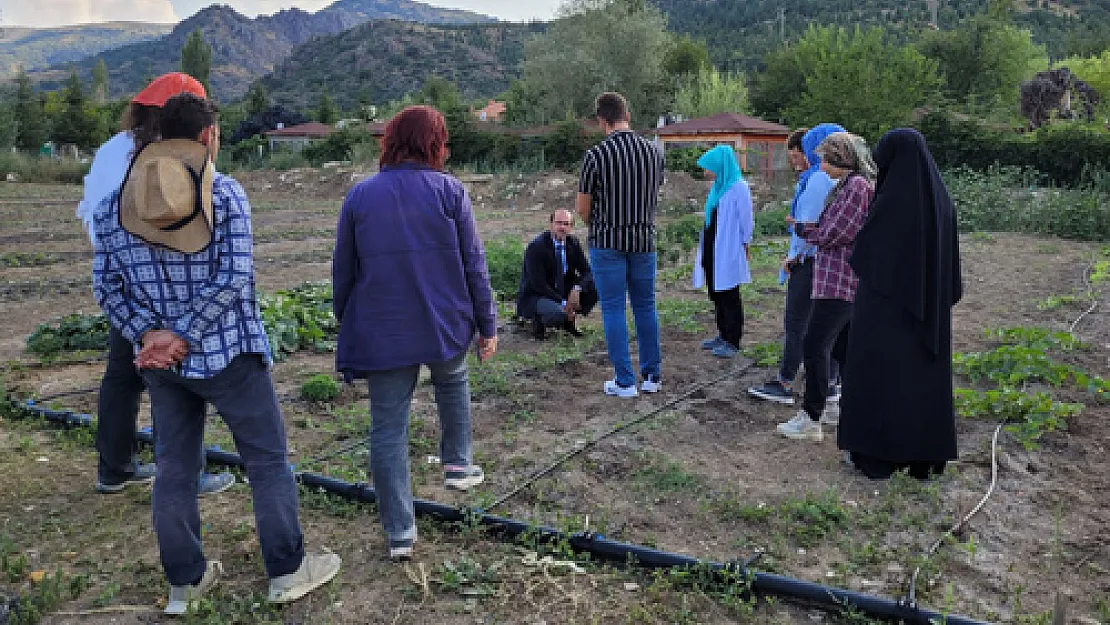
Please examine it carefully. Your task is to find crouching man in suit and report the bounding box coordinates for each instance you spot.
[517,210,598,339]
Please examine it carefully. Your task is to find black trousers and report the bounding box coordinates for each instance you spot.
[702,212,744,348]
[801,299,851,420]
[97,326,144,483]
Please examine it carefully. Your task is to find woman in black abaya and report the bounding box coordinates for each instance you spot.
[838,128,963,480]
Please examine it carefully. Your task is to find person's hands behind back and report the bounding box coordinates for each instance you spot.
[478,335,498,362]
[135,330,188,370]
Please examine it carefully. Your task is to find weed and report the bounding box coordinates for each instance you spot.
[1092,260,1110,284]
[484,237,526,301]
[656,298,712,333]
[91,581,120,608]
[433,556,504,597]
[986,327,1087,351]
[1095,597,1110,623]
[634,459,705,494]
[741,341,781,367]
[181,588,283,624]
[778,490,851,548]
[1036,294,1082,310]
[300,374,340,402]
[4,570,90,625]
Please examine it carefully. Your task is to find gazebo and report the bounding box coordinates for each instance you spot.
[655,112,792,179]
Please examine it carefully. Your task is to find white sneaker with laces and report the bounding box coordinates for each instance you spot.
[820,404,840,426]
[603,380,638,398]
[164,560,222,615]
[776,411,824,441]
[268,552,342,604]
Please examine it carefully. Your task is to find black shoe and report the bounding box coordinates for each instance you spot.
[532,315,546,340]
[563,318,583,337]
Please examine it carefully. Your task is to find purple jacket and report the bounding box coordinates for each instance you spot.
[333,163,496,374]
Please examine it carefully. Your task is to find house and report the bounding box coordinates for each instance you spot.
[654,112,791,179]
[263,122,334,152]
[472,100,507,123]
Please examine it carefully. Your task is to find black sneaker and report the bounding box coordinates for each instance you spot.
[96,463,156,494]
[532,315,546,340]
[747,380,795,405]
[563,318,583,337]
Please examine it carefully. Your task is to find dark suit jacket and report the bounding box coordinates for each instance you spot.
[517,231,593,319]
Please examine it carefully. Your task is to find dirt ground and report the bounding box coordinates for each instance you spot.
[1,170,1108,624]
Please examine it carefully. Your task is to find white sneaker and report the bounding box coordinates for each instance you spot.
[640,376,662,394]
[268,552,342,604]
[776,411,824,441]
[603,380,638,398]
[164,560,222,615]
[820,404,840,426]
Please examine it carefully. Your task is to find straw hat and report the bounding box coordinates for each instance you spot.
[120,139,215,254]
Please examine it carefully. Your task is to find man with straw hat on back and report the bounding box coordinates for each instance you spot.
[92,92,340,615]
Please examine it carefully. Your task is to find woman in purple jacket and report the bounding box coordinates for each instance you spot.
[332,106,498,561]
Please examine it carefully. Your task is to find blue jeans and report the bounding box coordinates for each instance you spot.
[366,352,472,543]
[589,248,662,387]
[141,354,304,586]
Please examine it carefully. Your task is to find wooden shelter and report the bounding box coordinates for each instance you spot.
[655,112,791,179]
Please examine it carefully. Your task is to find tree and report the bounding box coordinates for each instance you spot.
[53,70,98,149]
[748,43,808,121]
[315,93,338,125]
[674,67,749,119]
[180,29,212,91]
[1057,50,1110,118]
[665,35,711,79]
[92,59,110,105]
[505,0,672,127]
[783,26,943,140]
[244,83,271,118]
[13,71,48,152]
[417,76,462,112]
[918,8,1046,110]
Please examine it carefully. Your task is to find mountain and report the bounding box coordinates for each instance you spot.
[29,0,494,101]
[257,20,540,110]
[0,22,172,77]
[653,0,1110,69]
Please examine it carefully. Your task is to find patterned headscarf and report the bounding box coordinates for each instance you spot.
[816,132,877,181]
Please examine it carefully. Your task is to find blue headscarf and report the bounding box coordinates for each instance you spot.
[791,123,846,219]
[697,145,743,227]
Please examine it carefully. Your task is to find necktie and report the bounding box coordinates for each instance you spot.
[554,242,566,294]
[556,243,568,275]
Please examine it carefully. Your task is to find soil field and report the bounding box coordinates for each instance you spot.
[1,169,1108,624]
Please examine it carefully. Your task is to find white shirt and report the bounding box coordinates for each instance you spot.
[77,132,136,246]
[693,182,755,292]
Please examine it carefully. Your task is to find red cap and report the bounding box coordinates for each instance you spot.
[132,72,207,107]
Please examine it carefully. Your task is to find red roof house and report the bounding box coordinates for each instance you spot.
[655,112,791,177]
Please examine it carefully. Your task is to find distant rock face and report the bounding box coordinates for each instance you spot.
[28,0,494,102]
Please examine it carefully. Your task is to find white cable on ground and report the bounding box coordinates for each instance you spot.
[1070,261,1099,333]
[905,418,1005,606]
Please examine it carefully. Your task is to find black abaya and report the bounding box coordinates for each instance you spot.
[837,129,963,478]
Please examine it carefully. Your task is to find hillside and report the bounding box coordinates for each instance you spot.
[258,20,541,109]
[0,22,171,77]
[653,0,1110,69]
[28,0,493,101]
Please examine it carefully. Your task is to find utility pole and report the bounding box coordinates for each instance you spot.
[778,7,786,41]
[926,0,940,29]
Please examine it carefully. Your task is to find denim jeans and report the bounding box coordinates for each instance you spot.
[141,354,304,586]
[589,247,662,387]
[366,351,472,543]
[535,284,599,328]
[97,326,144,485]
[780,258,841,384]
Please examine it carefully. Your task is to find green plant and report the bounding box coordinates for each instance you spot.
[483,237,526,301]
[657,214,704,266]
[634,458,705,494]
[954,388,1083,449]
[741,341,781,366]
[656,298,712,333]
[258,282,337,361]
[778,490,851,547]
[1036,294,1082,310]
[985,327,1088,351]
[300,374,340,402]
[25,313,110,357]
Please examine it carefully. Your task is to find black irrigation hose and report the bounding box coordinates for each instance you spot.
[487,362,754,511]
[10,397,992,625]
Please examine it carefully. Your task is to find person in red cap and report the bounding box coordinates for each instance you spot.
[77,72,234,495]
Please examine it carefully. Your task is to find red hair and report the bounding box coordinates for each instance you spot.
[380,105,449,170]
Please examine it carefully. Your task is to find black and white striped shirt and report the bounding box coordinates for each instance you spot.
[578,130,665,253]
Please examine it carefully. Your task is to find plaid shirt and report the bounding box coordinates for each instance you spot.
[804,174,874,302]
[92,174,271,379]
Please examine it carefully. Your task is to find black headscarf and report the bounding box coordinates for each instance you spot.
[850,128,963,356]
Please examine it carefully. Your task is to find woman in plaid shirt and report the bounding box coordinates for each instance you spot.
[777,132,876,441]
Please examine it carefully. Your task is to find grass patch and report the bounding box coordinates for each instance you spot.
[656,298,712,333]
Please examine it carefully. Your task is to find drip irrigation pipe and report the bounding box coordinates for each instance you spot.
[11,397,991,625]
[487,362,754,511]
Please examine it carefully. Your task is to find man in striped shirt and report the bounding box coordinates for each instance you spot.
[576,92,665,398]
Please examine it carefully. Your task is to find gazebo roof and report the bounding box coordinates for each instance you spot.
[264,122,334,138]
[657,112,790,136]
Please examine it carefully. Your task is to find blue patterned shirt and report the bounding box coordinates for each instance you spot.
[92,174,272,379]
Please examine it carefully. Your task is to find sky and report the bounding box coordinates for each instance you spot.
[1,0,565,28]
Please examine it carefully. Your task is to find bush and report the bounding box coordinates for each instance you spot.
[946,165,1110,240]
[665,146,705,178]
[0,152,88,184]
[300,374,340,402]
[657,214,703,266]
[484,237,525,301]
[303,127,379,166]
[26,313,110,357]
[753,206,790,238]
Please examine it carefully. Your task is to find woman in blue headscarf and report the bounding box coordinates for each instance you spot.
[749,123,845,403]
[693,145,753,358]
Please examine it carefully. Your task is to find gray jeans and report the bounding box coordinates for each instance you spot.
[366,351,472,543]
[142,354,304,586]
